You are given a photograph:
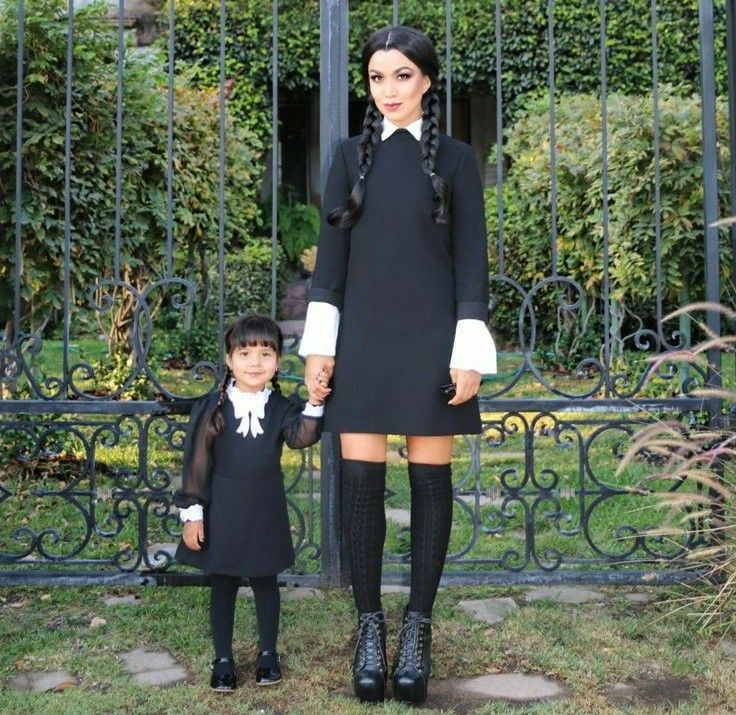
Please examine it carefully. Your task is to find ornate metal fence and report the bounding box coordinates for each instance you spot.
[1,0,735,587]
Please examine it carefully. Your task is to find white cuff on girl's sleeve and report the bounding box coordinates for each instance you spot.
[449,319,498,374]
[302,402,325,417]
[179,504,204,523]
[298,302,341,357]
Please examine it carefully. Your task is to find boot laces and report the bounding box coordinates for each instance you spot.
[397,613,431,670]
[354,611,385,671]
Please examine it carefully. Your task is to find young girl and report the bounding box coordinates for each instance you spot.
[174,314,323,692]
[299,26,496,704]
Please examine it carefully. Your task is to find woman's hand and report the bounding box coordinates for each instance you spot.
[183,520,205,551]
[305,355,334,404]
[447,368,481,406]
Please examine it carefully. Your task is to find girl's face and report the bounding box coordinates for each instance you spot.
[226,342,279,393]
[367,49,431,127]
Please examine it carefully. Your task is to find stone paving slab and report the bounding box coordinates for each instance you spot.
[413,673,570,711]
[623,592,656,604]
[380,584,411,595]
[525,585,604,604]
[458,597,518,625]
[606,677,693,709]
[119,648,189,686]
[7,670,76,692]
[385,508,411,527]
[146,543,177,567]
[133,667,189,687]
[282,587,323,601]
[102,594,142,607]
[455,673,569,702]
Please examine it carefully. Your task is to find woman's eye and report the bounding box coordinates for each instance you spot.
[398,73,411,80]
[370,75,381,82]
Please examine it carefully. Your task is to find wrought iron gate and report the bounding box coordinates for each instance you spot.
[1,0,735,587]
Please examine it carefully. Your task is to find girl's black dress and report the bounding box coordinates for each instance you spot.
[173,392,322,577]
[310,130,489,436]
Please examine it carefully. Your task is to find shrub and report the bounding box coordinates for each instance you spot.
[486,88,731,366]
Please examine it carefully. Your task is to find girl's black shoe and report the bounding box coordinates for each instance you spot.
[210,657,236,692]
[256,650,282,686]
[392,610,432,704]
[352,610,387,702]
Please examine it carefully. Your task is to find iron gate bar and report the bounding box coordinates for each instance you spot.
[165,0,175,277]
[0,397,710,416]
[652,0,665,346]
[445,0,452,136]
[494,0,504,275]
[62,0,74,394]
[115,0,125,281]
[13,0,24,344]
[271,0,279,319]
[728,0,736,283]
[599,0,612,395]
[547,0,558,277]
[217,0,227,358]
[699,0,723,411]
[319,0,349,589]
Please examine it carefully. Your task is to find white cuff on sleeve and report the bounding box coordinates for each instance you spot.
[179,503,204,523]
[302,402,325,417]
[298,302,340,357]
[449,319,498,374]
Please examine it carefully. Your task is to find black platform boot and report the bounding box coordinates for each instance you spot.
[392,610,432,704]
[352,610,387,703]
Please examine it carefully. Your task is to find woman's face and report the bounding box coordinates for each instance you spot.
[367,49,431,127]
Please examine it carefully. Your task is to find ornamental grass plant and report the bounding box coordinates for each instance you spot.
[620,298,736,636]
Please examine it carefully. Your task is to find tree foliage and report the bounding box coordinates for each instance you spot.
[0,0,264,345]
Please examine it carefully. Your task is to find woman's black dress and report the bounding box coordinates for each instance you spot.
[310,130,489,435]
[173,392,322,577]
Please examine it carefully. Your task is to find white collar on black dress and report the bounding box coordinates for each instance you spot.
[226,382,271,439]
[381,116,422,142]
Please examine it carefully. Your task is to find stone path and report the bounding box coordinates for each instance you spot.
[606,676,694,709]
[5,582,683,708]
[458,597,518,625]
[385,507,411,527]
[419,674,570,713]
[525,585,603,604]
[118,648,189,687]
[8,670,76,692]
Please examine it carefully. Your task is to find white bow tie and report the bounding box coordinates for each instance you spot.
[226,383,271,438]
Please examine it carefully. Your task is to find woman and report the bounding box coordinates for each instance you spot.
[299,26,496,704]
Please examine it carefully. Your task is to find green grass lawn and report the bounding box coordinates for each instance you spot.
[0,583,734,714]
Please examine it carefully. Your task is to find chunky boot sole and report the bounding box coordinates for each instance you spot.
[393,672,427,704]
[354,671,386,703]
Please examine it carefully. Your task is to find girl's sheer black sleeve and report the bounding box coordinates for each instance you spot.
[173,396,215,508]
[281,399,323,450]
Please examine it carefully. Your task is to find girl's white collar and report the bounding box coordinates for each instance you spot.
[226,381,272,438]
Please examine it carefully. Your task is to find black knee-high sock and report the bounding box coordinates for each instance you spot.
[408,462,453,615]
[341,458,387,614]
[210,574,241,659]
[249,575,280,652]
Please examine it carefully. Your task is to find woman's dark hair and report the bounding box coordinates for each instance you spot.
[327,25,449,229]
[211,314,283,434]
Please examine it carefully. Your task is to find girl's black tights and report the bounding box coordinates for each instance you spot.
[210,573,281,659]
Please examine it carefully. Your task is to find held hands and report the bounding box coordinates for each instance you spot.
[305,355,334,405]
[447,368,481,406]
[183,520,205,551]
